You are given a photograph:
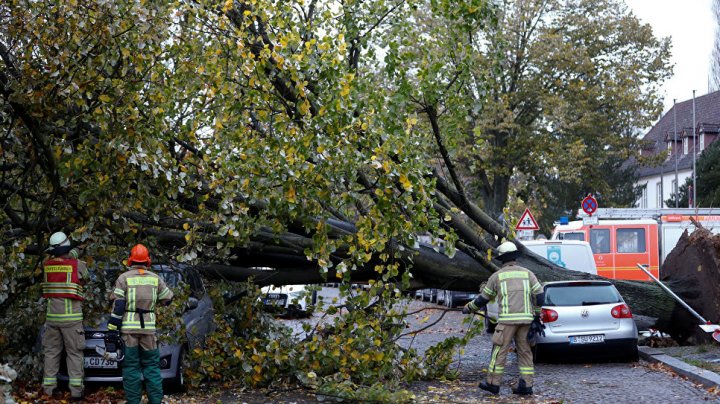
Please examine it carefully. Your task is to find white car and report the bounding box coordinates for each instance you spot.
[535,280,638,362]
[521,240,597,275]
[260,284,317,317]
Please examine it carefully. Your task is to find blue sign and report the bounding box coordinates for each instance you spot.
[547,246,566,268]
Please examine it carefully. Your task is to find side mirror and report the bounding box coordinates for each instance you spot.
[186,297,199,310]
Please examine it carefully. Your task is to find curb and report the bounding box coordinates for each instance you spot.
[639,346,720,388]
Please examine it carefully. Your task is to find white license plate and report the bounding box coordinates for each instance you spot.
[263,294,287,306]
[84,356,118,369]
[569,334,605,344]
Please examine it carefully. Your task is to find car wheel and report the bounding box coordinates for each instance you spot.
[627,344,639,362]
[165,347,187,393]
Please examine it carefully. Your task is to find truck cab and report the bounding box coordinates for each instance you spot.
[552,219,659,281]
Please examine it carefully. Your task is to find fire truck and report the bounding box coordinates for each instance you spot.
[551,208,720,281]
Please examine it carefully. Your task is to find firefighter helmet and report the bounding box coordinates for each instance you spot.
[48,232,70,248]
[497,241,518,254]
[496,241,520,262]
[128,244,151,266]
[46,231,72,254]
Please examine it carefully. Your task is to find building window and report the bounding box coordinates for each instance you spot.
[671,179,677,201]
[640,186,647,208]
[684,137,688,154]
[656,182,662,208]
[700,133,705,152]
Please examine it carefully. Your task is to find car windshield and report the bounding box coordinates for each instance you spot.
[543,284,622,307]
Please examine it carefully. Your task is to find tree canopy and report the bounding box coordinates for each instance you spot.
[1,0,674,396]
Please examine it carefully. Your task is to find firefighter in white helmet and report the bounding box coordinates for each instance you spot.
[463,241,544,396]
[41,232,88,401]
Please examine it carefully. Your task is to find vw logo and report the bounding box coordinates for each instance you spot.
[92,332,104,339]
[581,309,589,318]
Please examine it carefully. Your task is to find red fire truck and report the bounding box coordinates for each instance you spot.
[551,208,720,281]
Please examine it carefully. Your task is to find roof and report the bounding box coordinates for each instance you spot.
[635,91,720,178]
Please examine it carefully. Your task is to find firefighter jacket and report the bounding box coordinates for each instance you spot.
[109,266,174,335]
[42,256,88,325]
[480,262,542,324]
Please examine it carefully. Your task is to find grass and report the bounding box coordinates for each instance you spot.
[682,358,720,373]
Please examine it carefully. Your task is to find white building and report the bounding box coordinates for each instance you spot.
[634,91,720,208]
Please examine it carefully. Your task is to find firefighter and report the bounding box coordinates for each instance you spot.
[463,241,544,396]
[41,232,88,401]
[108,244,173,404]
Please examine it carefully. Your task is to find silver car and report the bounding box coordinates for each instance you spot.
[535,280,638,362]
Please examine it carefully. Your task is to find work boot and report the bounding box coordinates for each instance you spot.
[478,381,500,395]
[512,379,533,395]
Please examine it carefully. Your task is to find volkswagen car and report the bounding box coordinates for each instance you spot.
[534,280,638,362]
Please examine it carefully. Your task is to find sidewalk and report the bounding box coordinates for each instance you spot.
[639,345,720,389]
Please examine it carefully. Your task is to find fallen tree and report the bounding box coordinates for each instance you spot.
[0,1,698,394]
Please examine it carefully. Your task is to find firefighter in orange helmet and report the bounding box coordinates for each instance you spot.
[41,232,88,401]
[108,244,173,404]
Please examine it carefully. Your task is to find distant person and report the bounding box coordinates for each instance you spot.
[463,241,544,396]
[108,244,173,404]
[41,232,87,401]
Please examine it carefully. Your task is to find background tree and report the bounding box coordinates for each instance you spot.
[414,0,672,223]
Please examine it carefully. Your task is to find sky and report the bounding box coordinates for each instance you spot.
[625,0,715,114]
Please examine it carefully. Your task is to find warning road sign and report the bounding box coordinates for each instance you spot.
[515,208,540,231]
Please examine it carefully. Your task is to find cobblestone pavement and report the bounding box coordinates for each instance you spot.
[397,299,720,403]
[197,293,720,403]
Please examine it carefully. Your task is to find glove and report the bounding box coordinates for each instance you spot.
[462,304,472,314]
[530,315,545,337]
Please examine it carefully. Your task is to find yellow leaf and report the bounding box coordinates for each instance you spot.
[183,223,190,230]
[374,352,384,361]
[184,233,191,241]
[444,214,452,222]
[399,174,413,191]
[286,186,296,203]
[99,94,111,103]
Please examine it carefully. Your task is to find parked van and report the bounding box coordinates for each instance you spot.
[521,240,597,275]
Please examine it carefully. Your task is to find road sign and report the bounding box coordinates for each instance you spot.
[581,194,598,216]
[517,230,535,240]
[516,208,540,231]
[582,216,599,226]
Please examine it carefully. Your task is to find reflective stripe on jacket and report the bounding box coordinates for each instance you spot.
[481,263,542,324]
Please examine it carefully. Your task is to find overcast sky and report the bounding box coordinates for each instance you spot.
[625,0,715,113]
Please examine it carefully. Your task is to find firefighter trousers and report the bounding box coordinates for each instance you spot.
[122,333,163,404]
[485,323,534,388]
[42,321,85,398]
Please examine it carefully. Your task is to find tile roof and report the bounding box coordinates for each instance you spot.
[636,90,720,178]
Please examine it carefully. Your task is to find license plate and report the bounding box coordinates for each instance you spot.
[569,334,605,344]
[263,294,287,307]
[84,356,118,369]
